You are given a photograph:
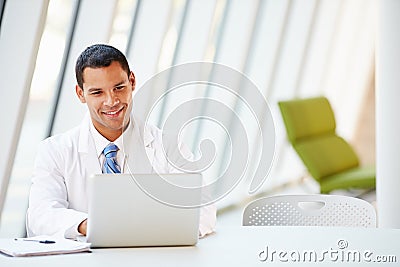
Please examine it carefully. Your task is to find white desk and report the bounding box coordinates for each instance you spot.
[1,226,400,266]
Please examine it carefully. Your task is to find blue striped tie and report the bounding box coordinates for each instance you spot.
[102,143,121,174]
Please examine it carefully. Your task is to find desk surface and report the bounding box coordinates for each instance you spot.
[2,226,400,266]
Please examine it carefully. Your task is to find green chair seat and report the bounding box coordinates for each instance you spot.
[294,135,359,180]
[319,166,376,194]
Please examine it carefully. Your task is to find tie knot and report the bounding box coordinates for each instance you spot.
[103,143,119,158]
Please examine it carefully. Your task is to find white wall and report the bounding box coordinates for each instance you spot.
[376,0,400,228]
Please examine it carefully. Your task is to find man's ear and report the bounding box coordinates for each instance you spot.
[129,71,136,92]
[76,85,86,103]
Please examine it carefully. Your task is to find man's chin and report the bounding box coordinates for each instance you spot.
[102,114,127,124]
[107,120,130,131]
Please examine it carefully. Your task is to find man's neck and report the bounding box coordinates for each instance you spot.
[92,119,130,142]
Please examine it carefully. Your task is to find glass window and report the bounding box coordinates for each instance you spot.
[109,0,137,53]
[0,0,75,237]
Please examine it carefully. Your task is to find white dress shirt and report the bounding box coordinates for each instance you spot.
[89,120,130,173]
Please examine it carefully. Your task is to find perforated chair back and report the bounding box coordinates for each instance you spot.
[242,194,376,227]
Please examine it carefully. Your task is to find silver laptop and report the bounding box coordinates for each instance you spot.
[86,173,202,248]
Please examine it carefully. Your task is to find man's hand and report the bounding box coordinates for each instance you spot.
[78,219,87,236]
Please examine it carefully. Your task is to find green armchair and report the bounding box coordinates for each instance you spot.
[278,97,375,194]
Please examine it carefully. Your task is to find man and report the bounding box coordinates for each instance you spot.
[27,44,216,239]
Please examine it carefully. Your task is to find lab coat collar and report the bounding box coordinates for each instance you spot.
[78,114,101,175]
[132,115,154,148]
[78,114,93,153]
[129,115,156,173]
[78,113,156,174]
[77,113,155,151]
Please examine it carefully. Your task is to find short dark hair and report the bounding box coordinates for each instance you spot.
[75,44,130,89]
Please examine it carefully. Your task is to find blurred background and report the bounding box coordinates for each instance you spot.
[0,0,376,237]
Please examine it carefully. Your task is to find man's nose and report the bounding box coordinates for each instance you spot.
[104,91,119,106]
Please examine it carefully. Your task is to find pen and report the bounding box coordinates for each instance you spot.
[14,238,56,244]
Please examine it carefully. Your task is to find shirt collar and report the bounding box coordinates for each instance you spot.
[89,117,134,158]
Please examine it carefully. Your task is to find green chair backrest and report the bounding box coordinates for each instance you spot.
[278,97,360,181]
[278,97,336,143]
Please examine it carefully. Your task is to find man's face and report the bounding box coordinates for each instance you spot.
[76,61,135,141]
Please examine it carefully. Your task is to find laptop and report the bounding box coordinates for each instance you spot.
[86,173,202,248]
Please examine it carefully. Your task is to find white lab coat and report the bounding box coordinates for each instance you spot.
[27,114,216,239]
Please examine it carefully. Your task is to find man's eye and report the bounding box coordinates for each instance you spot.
[90,91,101,95]
[116,86,125,90]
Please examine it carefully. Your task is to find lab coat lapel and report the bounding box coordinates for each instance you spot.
[78,115,101,176]
[144,124,156,172]
[124,116,155,173]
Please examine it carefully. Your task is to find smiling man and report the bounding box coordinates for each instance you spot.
[27,44,216,239]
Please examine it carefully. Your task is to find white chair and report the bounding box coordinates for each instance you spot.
[242,194,376,227]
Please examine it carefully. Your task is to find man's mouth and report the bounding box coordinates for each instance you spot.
[102,106,124,118]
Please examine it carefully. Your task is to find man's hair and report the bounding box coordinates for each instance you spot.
[75,44,130,89]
